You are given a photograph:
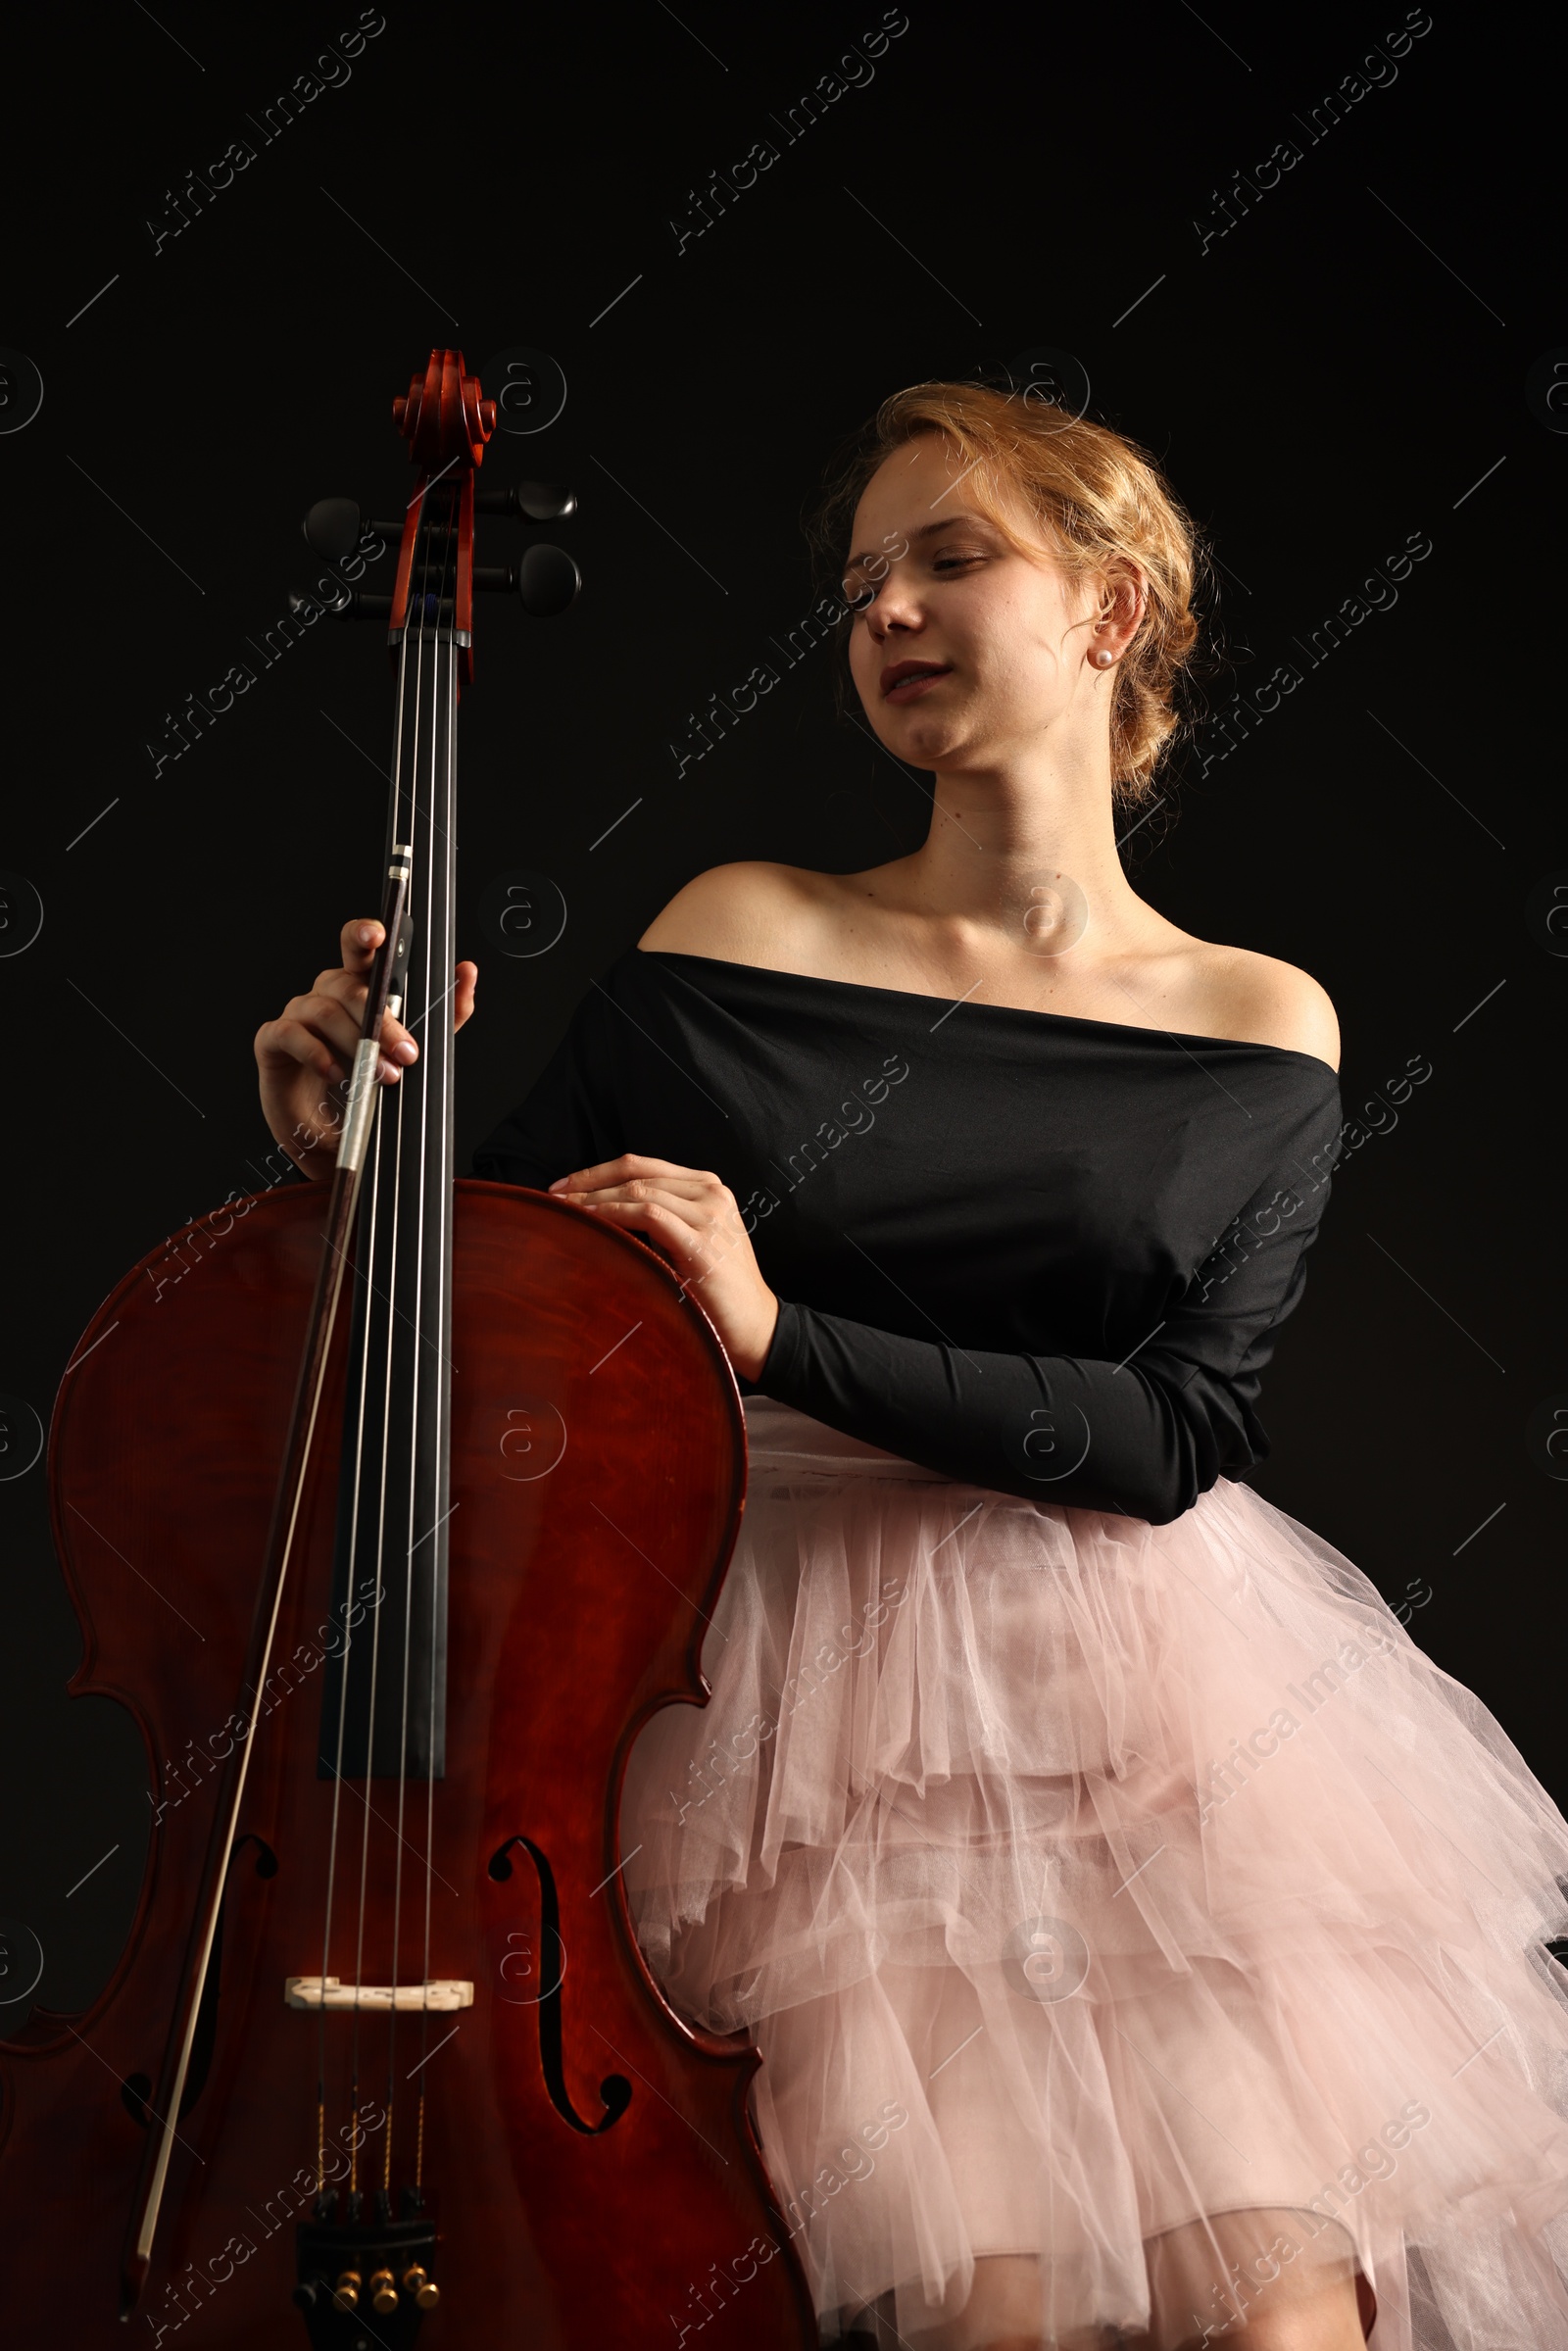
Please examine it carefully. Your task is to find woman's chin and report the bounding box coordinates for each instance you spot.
[884,712,965,763]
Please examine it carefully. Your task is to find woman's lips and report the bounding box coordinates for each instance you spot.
[883,666,952,703]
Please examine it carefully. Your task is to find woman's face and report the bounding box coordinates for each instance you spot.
[844,434,1103,771]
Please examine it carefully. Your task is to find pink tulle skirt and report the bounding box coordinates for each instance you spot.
[621,1398,1568,2349]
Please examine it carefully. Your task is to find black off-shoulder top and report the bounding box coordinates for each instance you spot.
[471,948,1344,1526]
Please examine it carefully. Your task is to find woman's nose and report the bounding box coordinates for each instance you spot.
[867,581,922,633]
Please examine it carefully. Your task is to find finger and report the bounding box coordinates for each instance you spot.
[602,1196,748,1249]
[580,1198,751,1275]
[549,1153,712,1196]
[341,917,385,973]
[378,1005,418,1064]
[585,1200,751,1294]
[454,960,478,1034]
[310,963,409,1057]
[566,1174,715,1208]
[581,1197,706,1258]
[561,1179,700,1225]
[310,964,418,1068]
[262,994,399,1086]
[289,988,368,1066]
[255,1014,356,1088]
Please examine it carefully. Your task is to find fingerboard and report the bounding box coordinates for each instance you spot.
[318,511,461,1783]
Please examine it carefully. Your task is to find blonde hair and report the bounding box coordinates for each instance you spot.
[806,379,1206,805]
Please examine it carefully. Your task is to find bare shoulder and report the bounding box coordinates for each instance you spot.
[636,861,838,965]
[1197,943,1341,1070]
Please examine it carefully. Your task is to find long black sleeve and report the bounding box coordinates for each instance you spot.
[755,1144,1337,1525]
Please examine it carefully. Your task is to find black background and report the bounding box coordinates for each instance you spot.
[1,1,1562,2016]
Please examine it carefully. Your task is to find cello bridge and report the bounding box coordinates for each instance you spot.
[284,1976,473,2012]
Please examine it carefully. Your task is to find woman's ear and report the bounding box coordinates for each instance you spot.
[1088,563,1147,668]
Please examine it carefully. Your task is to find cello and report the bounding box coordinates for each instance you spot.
[1,349,815,2349]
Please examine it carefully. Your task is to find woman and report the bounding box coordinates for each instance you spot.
[256,384,1568,2351]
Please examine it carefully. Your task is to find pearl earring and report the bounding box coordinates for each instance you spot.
[1092,648,1114,669]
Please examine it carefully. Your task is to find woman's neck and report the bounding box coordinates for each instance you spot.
[889,743,1158,954]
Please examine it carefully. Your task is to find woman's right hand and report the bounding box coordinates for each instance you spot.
[254,917,477,1181]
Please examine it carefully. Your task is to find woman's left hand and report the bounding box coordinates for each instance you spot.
[548,1154,779,1380]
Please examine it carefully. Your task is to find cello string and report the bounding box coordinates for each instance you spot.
[384,478,459,2172]
[310,510,416,2194]
[348,484,423,2190]
[407,493,458,2147]
[333,481,434,2181]
[416,520,459,2133]
[368,486,443,2180]
[340,478,438,2192]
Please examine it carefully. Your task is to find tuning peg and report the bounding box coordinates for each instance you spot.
[474,480,577,522]
[518,543,580,617]
[468,547,579,614]
[302,498,363,562]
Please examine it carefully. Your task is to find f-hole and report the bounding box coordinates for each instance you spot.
[488,1835,631,2135]
[121,1833,277,2130]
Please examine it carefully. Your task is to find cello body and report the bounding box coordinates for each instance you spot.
[1,1042,812,2336]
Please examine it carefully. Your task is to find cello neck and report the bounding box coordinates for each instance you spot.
[322,468,468,1784]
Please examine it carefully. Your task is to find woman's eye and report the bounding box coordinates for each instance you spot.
[845,552,982,609]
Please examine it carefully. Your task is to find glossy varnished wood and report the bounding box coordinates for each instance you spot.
[0,1179,814,2346]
